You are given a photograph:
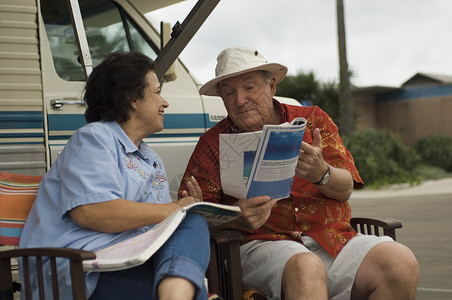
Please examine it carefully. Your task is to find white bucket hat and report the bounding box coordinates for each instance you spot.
[199,47,288,96]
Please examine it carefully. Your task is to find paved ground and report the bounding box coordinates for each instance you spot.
[350,177,452,300]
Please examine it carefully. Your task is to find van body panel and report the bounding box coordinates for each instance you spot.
[0,0,46,175]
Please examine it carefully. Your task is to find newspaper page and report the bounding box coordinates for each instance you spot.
[83,202,241,271]
[220,117,306,200]
[83,210,185,271]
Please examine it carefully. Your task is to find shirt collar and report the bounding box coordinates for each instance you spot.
[108,121,152,158]
[273,99,288,123]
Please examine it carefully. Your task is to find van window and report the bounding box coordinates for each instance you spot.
[41,0,158,81]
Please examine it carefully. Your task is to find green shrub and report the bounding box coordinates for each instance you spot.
[413,165,450,181]
[414,135,452,172]
[343,129,421,187]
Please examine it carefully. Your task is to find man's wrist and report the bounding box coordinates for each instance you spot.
[313,165,330,185]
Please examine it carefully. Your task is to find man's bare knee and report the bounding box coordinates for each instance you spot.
[371,243,419,286]
[352,242,419,300]
[284,252,326,276]
[282,253,328,300]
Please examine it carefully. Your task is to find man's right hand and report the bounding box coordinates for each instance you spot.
[236,196,277,230]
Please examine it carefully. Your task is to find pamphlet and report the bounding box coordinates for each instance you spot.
[220,117,306,200]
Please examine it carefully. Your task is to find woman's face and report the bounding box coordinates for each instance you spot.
[134,71,169,135]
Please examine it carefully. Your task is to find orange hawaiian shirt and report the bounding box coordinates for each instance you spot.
[180,101,363,257]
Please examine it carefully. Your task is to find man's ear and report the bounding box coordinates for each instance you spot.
[270,77,277,96]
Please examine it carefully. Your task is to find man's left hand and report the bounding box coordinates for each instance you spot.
[295,128,328,183]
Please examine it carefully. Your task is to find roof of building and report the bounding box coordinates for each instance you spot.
[352,85,401,100]
[402,72,452,87]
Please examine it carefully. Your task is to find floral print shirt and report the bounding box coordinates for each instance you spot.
[180,101,363,257]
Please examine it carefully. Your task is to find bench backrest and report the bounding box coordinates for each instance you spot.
[0,172,42,246]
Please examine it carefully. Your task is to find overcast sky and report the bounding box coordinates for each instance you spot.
[147,0,452,88]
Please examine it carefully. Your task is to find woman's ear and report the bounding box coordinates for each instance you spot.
[130,99,138,111]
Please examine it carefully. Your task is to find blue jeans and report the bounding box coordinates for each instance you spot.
[89,213,210,300]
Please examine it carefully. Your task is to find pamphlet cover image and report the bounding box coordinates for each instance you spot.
[246,128,304,199]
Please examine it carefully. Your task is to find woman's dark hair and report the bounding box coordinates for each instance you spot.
[84,51,155,123]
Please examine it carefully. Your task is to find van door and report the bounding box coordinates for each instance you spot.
[41,0,158,163]
[40,0,209,195]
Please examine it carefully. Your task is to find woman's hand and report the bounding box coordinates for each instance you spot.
[175,196,197,208]
[177,176,202,208]
[180,176,202,202]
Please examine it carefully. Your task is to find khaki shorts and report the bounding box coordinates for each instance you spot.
[240,234,393,300]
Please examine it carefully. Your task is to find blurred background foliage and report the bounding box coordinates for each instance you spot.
[414,135,452,173]
[343,131,452,188]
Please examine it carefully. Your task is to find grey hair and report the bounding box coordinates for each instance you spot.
[261,70,273,83]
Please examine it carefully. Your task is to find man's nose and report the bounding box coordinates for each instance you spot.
[235,89,248,107]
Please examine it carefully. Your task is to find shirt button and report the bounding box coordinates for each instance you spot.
[295,207,299,212]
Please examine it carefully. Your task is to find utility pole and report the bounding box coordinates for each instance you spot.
[336,0,354,135]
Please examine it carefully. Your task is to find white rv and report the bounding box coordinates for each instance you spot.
[0,0,299,197]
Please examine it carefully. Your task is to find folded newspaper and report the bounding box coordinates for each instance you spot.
[220,117,306,200]
[83,202,240,271]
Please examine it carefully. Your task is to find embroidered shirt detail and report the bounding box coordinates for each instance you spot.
[120,144,168,202]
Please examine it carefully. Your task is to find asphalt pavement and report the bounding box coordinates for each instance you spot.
[349,177,452,300]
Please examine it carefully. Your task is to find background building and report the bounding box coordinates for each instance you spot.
[353,73,452,145]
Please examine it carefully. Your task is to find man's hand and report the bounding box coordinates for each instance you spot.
[236,196,277,230]
[295,128,328,183]
[295,128,354,201]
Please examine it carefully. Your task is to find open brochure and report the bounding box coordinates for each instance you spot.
[83,202,240,272]
[220,117,306,200]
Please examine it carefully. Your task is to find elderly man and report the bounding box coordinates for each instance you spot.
[180,47,419,300]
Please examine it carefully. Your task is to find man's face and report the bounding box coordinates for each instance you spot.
[218,71,277,132]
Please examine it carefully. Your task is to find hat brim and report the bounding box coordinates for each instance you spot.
[199,63,288,96]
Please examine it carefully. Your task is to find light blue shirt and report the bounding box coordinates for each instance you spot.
[19,121,171,299]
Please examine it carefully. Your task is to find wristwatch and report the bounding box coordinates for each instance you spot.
[314,165,330,185]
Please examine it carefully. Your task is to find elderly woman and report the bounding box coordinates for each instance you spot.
[19,51,210,300]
